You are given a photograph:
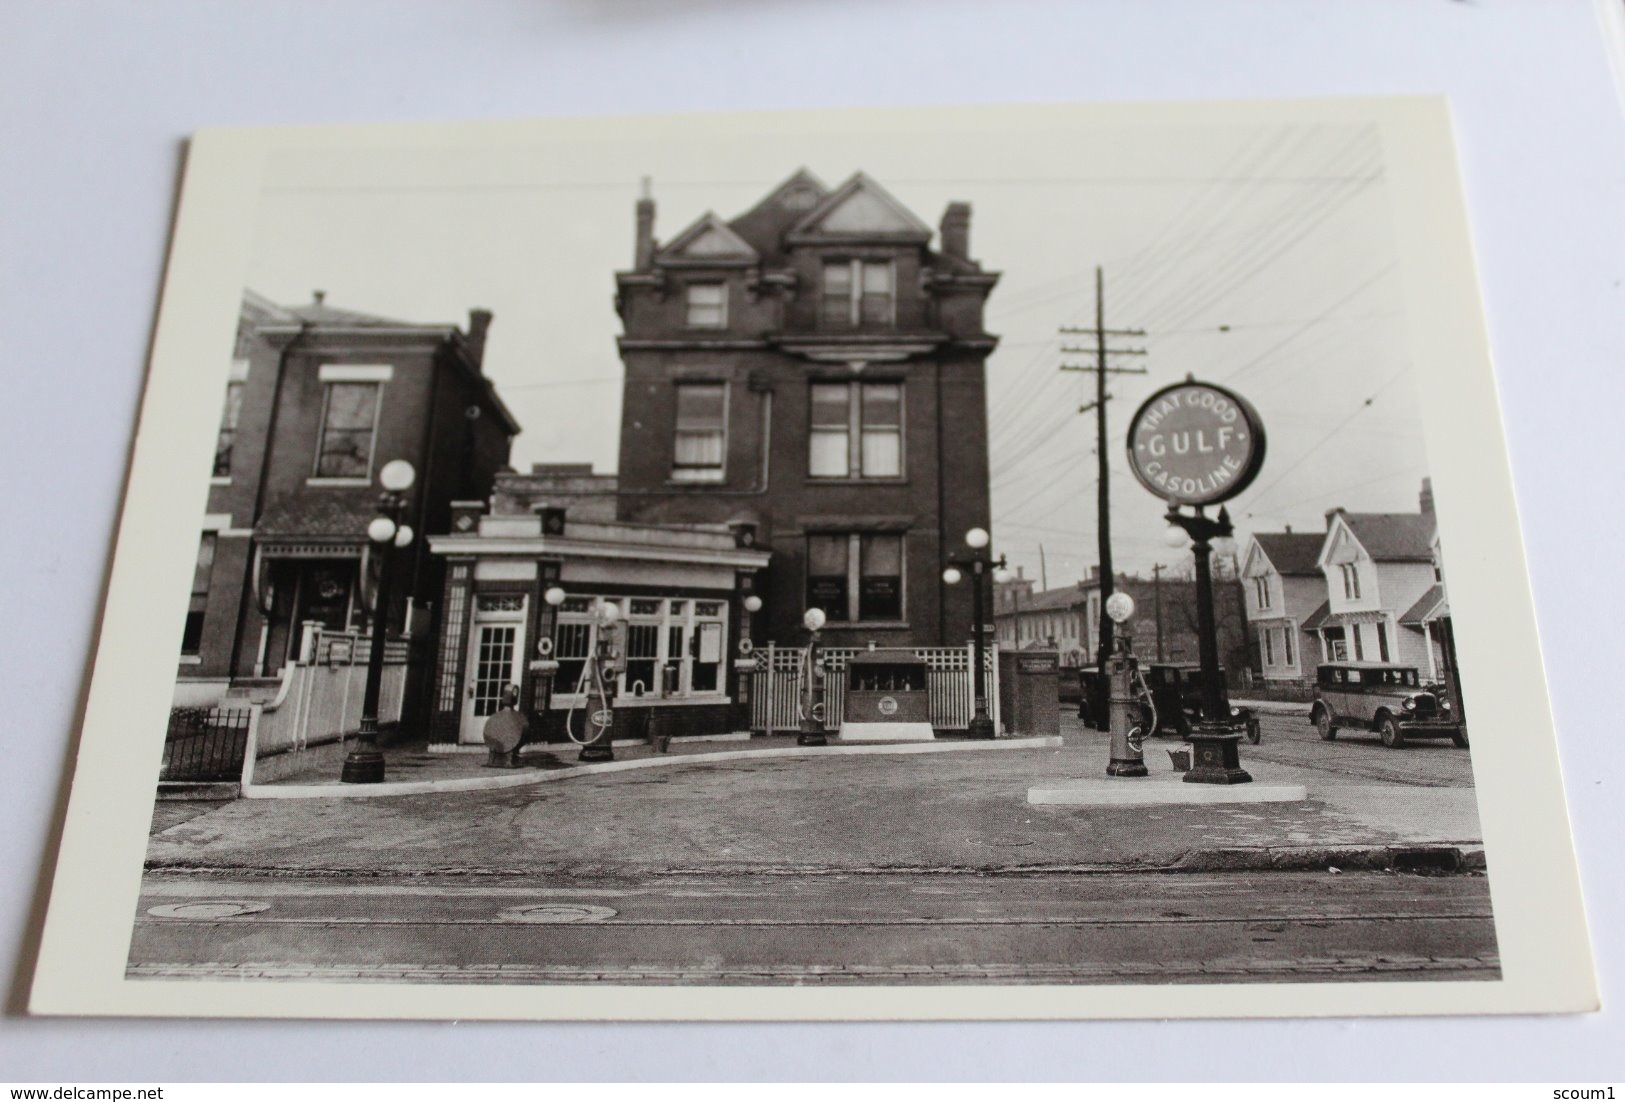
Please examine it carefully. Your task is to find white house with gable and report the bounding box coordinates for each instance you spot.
[1308,482,1439,670]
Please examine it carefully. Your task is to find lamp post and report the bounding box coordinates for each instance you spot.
[797,607,828,746]
[341,459,416,784]
[1162,503,1252,785]
[734,593,764,730]
[943,526,1013,740]
[530,583,567,722]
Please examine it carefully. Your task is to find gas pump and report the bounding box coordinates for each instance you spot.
[796,607,828,747]
[563,598,621,763]
[1104,592,1153,778]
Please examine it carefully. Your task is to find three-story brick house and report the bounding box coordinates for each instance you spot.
[611,170,1000,649]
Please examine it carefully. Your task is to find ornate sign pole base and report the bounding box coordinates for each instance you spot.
[1183,727,1253,785]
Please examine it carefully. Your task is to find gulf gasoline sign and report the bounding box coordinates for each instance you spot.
[1126,379,1266,506]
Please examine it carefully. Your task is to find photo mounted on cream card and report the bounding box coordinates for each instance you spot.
[29,98,1596,1019]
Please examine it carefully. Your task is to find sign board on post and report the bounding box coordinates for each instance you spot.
[1125,379,1266,507]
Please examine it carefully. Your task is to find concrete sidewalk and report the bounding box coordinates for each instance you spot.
[146,727,1485,877]
[251,733,1064,799]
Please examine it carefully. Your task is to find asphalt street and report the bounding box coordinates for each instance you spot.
[132,711,1493,984]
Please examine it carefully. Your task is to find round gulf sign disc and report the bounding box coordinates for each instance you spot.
[1126,379,1265,506]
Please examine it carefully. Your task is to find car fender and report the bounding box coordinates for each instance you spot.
[1309,701,1330,726]
[1371,707,1394,733]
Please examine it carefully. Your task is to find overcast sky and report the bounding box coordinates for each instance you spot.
[245,113,1426,588]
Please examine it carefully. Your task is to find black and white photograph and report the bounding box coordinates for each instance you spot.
[28,99,1594,1019]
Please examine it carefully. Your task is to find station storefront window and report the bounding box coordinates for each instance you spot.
[549,594,730,703]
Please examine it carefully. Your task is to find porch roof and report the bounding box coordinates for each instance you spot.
[1312,609,1391,630]
[1301,600,1332,631]
[1400,584,1449,625]
[255,490,375,541]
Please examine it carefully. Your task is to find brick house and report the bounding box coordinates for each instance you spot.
[610,169,1000,650]
[174,290,519,710]
[1239,529,1325,684]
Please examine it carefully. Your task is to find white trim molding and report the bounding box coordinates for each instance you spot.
[318,363,395,383]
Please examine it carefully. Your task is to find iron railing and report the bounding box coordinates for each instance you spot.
[748,644,1000,734]
[162,707,253,782]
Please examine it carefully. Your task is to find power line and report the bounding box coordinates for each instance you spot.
[1237,371,1408,510]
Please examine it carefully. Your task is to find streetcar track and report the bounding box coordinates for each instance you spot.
[125,956,1503,984]
[135,910,1494,928]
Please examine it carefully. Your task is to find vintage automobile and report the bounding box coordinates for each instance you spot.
[1310,662,1465,749]
[1137,663,1261,744]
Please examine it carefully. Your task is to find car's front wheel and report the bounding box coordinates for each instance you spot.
[1314,708,1337,741]
[1379,714,1406,749]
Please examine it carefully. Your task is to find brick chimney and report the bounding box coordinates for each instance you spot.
[466,309,493,368]
[635,177,656,271]
[939,202,971,261]
[1419,477,1435,515]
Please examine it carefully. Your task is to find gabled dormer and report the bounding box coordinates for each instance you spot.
[784,172,934,246]
[656,213,760,268]
[1242,530,1324,618]
[1240,538,1281,616]
[1319,512,1378,613]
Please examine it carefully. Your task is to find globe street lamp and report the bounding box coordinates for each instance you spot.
[943,526,1011,740]
[341,459,416,784]
[797,606,828,746]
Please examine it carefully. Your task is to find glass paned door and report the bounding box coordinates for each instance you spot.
[459,612,526,744]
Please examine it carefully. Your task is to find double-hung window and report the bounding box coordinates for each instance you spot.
[685,283,726,328]
[181,533,217,655]
[805,532,905,623]
[214,380,244,478]
[808,381,903,479]
[1339,562,1362,600]
[822,259,895,327]
[1253,576,1271,610]
[315,381,382,479]
[672,382,726,482]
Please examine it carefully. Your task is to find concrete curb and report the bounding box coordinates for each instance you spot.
[1232,698,1312,717]
[145,843,1486,877]
[241,735,1066,800]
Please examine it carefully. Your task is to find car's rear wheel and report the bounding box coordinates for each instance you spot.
[1451,728,1469,749]
[1314,708,1337,741]
[1245,717,1261,744]
[1379,715,1406,749]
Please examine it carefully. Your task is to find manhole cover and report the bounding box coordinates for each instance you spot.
[965,837,1035,848]
[147,900,269,920]
[497,903,618,924]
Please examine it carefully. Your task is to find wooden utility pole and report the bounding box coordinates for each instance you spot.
[1061,267,1147,672]
[1152,562,1165,661]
